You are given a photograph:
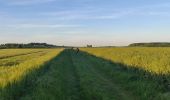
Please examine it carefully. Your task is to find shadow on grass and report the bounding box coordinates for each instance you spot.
[0,49,170,100]
[0,50,65,100]
[78,50,170,100]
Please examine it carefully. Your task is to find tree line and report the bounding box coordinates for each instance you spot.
[0,43,63,49]
[129,42,170,47]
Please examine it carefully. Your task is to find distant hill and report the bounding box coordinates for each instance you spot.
[0,43,64,49]
[129,42,170,47]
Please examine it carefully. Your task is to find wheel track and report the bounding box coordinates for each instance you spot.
[18,50,82,100]
[12,49,139,100]
[71,50,138,100]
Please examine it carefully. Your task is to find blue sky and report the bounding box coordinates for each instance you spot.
[0,0,170,46]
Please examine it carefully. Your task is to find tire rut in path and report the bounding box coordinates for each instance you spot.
[71,50,138,100]
[18,50,82,100]
[85,54,138,100]
[17,50,137,100]
[60,50,82,100]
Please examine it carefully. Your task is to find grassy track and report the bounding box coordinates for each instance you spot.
[20,50,81,100]
[71,50,137,100]
[19,49,143,100]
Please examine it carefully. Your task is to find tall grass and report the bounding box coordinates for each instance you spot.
[0,49,63,100]
[81,47,170,75]
[0,49,42,59]
[81,47,170,99]
[0,50,48,66]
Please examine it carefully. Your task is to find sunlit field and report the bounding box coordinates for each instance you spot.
[81,47,170,99]
[1,0,170,99]
[0,49,63,100]
[81,47,170,75]
[0,48,170,100]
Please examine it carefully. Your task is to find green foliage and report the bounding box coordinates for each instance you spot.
[0,43,62,49]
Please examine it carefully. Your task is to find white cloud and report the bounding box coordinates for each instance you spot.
[136,11,170,16]
[6,24,81,28]
[38,2,170,21]
[40,9,134,20]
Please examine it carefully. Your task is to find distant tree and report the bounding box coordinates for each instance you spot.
[0,43,63,49]
[18,44,23,48]
[129,42,170,47]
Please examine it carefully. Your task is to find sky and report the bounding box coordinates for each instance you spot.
[0,0,170,46]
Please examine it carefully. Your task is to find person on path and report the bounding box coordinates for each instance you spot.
[76,48,79,54]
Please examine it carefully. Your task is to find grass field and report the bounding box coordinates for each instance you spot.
[0,49,63,100]
[0,48,170,100]
[81,47,170,74]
